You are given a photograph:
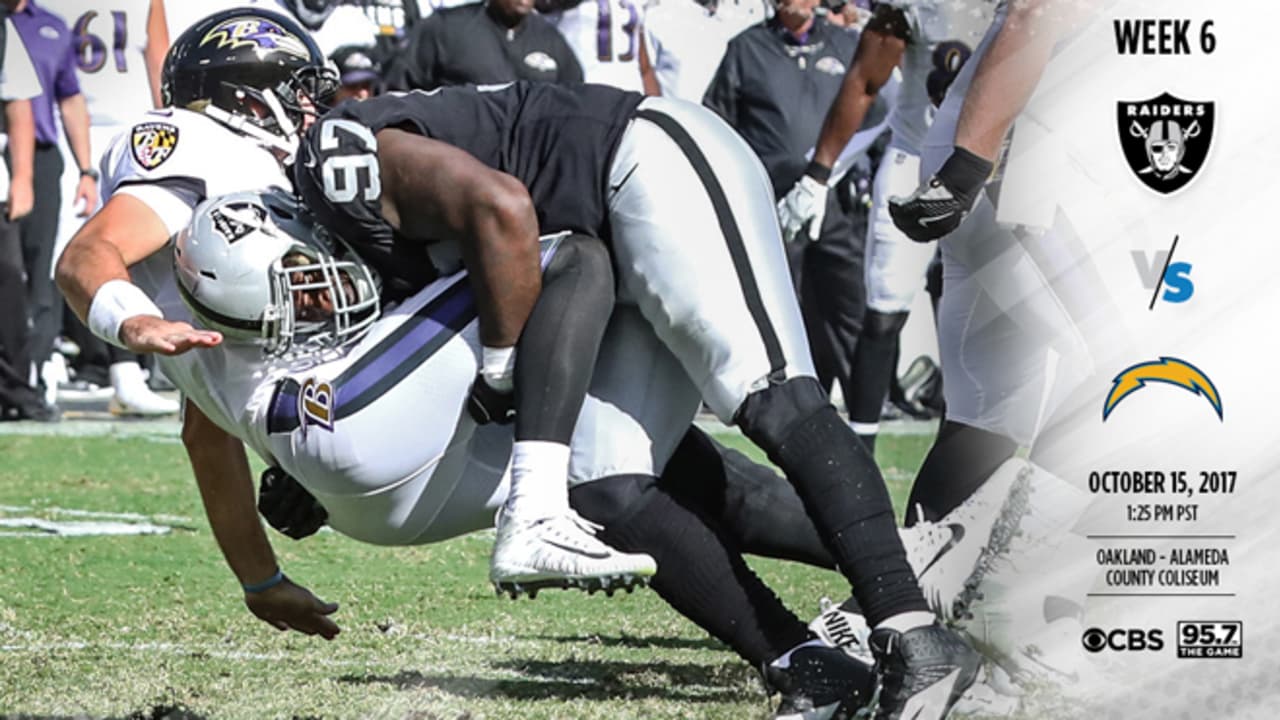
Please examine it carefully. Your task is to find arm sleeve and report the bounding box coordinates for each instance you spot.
[114,182,201,237]
[0,24,43,101]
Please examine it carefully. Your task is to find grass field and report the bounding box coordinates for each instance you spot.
[0,428,935,720]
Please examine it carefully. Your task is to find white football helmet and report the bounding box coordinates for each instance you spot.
[174,189,379,357]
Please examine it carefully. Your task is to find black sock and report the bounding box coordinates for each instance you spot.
[514,234,613,443]
[848,311,908,446]
[907,420,1017,524]
[738,378,929,626]
[572,476,810,666]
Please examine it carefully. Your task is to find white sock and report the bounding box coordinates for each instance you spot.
[875,611,935,634]
[505,440,571,520]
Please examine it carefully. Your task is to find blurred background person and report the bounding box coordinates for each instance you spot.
[385,0,579,91]
[0,10,57,420]
[536,0,647,93]
[330,44,383,102]
[704,0,884,441]
[7,0,95,411]
[45,0,176,415]
[641,0,767,103]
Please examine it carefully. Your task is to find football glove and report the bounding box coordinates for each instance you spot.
[467,372,516,425]
[778,170,830,244]
[258,466,328,540]
[888,147,993,243]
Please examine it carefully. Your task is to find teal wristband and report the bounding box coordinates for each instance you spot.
[242,570,285,594]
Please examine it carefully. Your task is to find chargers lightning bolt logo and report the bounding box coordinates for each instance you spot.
[1103,357,1222,421]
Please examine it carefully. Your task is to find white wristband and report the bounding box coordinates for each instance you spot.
[481,345,516,393]
[87,279,163,350]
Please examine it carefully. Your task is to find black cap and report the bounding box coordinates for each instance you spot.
[330,45,382,86]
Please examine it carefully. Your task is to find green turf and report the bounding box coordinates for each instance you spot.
[0,431,933,719]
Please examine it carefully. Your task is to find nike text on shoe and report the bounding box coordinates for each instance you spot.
[489,508,656,599]
[869,623,980,720]
[766,640,877,720]
[809,597,874,665]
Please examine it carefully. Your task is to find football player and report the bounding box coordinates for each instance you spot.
[776,0,1000,453]
[536,0,650,93]
[55,9,655,597]
[889,0,1082,240]
[173,190,877,719]
[291,78,980,719]
[813,0,1106,690]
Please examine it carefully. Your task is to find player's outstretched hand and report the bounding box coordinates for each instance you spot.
[889,147,994,243]
[259,467,329,540]
[119,315,222,355]
[777,174,829,244]
[244,578,340,640]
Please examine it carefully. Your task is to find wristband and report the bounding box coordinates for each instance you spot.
[803,160,833,185]
[481,345,516,393]
[87,279,163,350]
[242,569,285,594]
[938,147,995,199]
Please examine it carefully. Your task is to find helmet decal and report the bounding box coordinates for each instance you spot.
[200,16,311,59]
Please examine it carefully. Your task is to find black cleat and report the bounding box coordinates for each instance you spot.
[869,623,980,720]
[764,641,876,720]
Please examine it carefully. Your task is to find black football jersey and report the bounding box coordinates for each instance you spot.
[292,82,644,299]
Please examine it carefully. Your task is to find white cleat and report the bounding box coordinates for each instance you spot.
[108,362,179,416]
[490,508,656,598]
[906,459,1034,623]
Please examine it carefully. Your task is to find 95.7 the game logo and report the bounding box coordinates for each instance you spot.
[1177,621,1243,659]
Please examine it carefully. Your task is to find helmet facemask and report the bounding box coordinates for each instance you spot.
[268,242,379,358]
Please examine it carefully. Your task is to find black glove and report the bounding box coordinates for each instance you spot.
[888,147,994,242]
[467,373,516,425]
[258,467,329,540]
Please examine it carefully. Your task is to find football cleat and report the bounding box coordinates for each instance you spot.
[869,623,981,720]
[489,508,656,598]
[907,459,1033,623]
[765,639,876,720]
[809,597,873,665]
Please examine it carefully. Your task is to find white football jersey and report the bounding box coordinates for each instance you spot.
[45,0,156,128]
[545,0,648,92]
[644,0,765,103]
[99,107,291,445]
[883,0,1001,153]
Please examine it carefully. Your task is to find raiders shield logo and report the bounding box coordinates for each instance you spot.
[1117,93,1214,195]
[131,122,180,170]
[210,202,268,244]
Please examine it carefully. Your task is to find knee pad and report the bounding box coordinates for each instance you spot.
[863,309,908,339]
[734,376,829,452]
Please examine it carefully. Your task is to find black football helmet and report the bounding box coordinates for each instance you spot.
[161,8,338,161]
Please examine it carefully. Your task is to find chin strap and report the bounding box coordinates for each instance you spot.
[202,88,300,164]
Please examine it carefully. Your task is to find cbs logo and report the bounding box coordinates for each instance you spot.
[1082,627,1165,653]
